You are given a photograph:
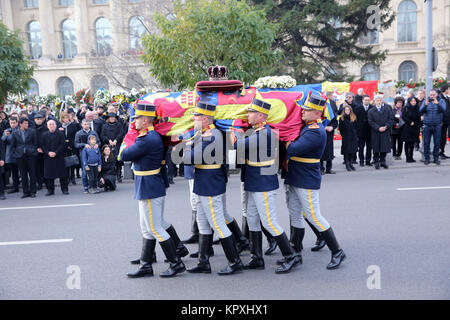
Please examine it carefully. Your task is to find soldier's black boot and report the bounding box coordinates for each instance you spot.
[277,227,304,265]
[306,219,326,252]
[187,234,212,273]
[127,238,155,278]
[165,225,189,259]
[244,231,265,270]
[227,219,249,253]
[182,210,199,244]
[130,238,157,264]
[261,224,277,255]
[218,235,244,275]
[321,227,346,270]
[159,238,186,278]
[274,232,301,274]
[242,216,249,239]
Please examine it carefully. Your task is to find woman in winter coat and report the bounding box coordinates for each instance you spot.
[60,111,81,185]
[99,145,117,191]
[339,105,358,171]
[391,97,405,160]
[401,97,421,162]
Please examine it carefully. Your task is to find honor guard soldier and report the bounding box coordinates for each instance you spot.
[284,94,346,269]
[120,101,187,278]
[184,101,244,275]
[230,98,301,274]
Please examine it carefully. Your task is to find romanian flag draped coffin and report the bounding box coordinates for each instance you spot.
[121,80,378,151]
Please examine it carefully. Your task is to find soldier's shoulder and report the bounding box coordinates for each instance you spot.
[308,122,320,129]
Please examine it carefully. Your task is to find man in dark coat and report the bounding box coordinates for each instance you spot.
[0,139,5,200]
[320,93,338,174]
[41,120,69,195]
[354,95,374,166]
[439,84,450,159]
[1,117,20,193]
[368,95,394,169]
[11,118,39,198]
[34,112,48,190]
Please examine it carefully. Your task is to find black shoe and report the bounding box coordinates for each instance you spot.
[365,162,372,166]
[118,177,122,183]
[159,238,186,278]
[311,237,326,252]
[359,163,365,167]
[62,191,69,195]
[410,158,416,162]
[21,194,31,199]
[264,236,278,255]
[321,227,346,270]
[424,160,430,165]
[345,161,352,172]
[7,189,19,194]
[274,233,301,274]
[166,225,189,258]
[131,251,157,264]
[227,219,249,253]
[37,184,43,191]
[217,236,244,275]
[244,231,265,270]
[189,246,214,258]
[434,159,441,165]
[349,163,356,171]
[30,193,36,198]
[45,191,54,196]
[277,227,304,265]
[127,238,156,278]
[325,169,336,174]
[182,210,199,244]
[164,225,189,262]
[71,177,76,185]
[0,194,5,200]
[187,234,212,274]
[380,161,388,169]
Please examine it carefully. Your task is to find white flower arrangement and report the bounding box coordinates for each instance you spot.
[94,89,112,105]
[253,75,297,89]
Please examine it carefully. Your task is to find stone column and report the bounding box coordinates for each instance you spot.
[38,0,56,60]
[0,0,14,30]
[73,0,89,57]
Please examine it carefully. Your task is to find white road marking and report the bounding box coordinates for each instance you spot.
[396,186,450,191]
[0,203,94,211]
[0,239,73,246]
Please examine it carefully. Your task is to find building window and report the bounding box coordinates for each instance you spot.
[128,0,141,2]
[397,0,417,42]
[61,19,77,58]
[398,60,417,82]
[361,64,379,81]
[129,16,146,51]
[93,0,108,4]
[26,21,42,60]
[126,73,144,90]
[57,76,74,98]
[95,17,113,56]
[24,0,38,8]
[27,79,39,96]
[91,75,109,93]
[59,0,73,6]
[360,29,378,45]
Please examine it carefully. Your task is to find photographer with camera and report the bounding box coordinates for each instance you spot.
[419,89,447,165]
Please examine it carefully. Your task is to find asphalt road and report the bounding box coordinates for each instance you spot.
[1,153,450,300]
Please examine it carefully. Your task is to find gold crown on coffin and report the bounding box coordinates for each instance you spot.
[207,66,228,80]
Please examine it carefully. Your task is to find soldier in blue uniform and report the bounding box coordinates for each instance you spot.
[230,98,301,274]
[120,101,187,278]
[284,94,346,270]
[184,101,244,275]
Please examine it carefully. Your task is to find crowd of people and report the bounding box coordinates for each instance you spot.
[0,102,128,200]
[1,84,449,200]
[321,84,449,173]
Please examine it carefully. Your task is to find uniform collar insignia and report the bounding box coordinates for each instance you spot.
[253,121,266,130]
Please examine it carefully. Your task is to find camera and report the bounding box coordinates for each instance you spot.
[428,97,434,103]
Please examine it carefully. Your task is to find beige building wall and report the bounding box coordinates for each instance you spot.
[0,0,172,97]
[346,0,450,83]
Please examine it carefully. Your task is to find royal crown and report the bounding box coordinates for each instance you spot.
[207,66,228,81]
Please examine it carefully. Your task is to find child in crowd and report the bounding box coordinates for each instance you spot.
[81,134,101,194]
